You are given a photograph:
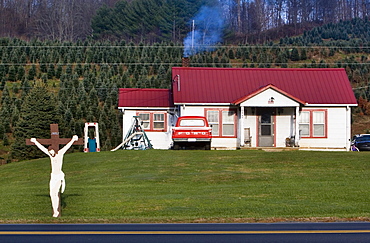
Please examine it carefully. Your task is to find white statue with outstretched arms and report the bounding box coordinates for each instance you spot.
[30,135,78,217]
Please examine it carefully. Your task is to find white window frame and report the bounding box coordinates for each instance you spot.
[206,108,237,138]
[299,109,327,138]
[137,111,167,132]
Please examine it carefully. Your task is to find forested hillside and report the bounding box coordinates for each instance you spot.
[1,0,370,43]
[1,17,370,162]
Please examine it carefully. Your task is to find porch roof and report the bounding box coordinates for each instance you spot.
[171,67,357,106]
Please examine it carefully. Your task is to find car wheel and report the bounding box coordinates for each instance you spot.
[173,143,180,150]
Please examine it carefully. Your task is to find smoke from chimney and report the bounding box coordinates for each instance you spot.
[183,5,225,57]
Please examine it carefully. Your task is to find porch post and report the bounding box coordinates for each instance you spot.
[240,107,245,147]
[295,106,300,147]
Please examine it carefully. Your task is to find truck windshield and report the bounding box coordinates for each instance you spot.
[179,119,205,127]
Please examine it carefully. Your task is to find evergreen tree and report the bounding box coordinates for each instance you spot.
[0,86,13,133]
[55,64,63,79]
[40,58,47,73]
[0,76,6,90]
[3,133,9,146]
[8,65,17,81]
[290,48,300,61]
[17,66,25,81]
[41,73,48,84]
[47,64,55,79]
[21,77,31,96]
[0,64,5,78]
[300,48,307,60]
[66,64,73,75]
[28,64,37,80]
[11,83,60,160]
[87,87,99,118]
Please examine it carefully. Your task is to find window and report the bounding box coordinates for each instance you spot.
[139,113,150,129]
[179,119,205,127]
[299,111,310,137]
[153,113,165,129]
[137,111,166,132]
[299,110,327,138]
[222,110,235,136]
[206,109,237,137]
[313,111,325,136]
[207,110,219,136]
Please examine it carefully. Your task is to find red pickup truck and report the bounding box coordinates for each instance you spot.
[172,116,212,150]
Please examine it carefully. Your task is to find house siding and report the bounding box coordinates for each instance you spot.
[119,105,352,151]
[298,107,350,150]
[121,109,174,149]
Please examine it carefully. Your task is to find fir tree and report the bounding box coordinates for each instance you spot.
[28,64,37,80]
[3,133,9,146]
[11,82,60,160]
[55,64,63,79]
[0,86,13,133]
[290,48,300,61]
[8,65,17,82]
[17,66,25,81]
[47,64,55,79]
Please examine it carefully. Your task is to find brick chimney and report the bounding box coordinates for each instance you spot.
[182,57,190,67]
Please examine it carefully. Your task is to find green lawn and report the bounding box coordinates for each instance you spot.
[0,150,369,223]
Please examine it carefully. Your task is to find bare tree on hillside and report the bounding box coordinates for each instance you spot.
[0,0,23,37]
[36,0,79,41]
[0,0,107,40]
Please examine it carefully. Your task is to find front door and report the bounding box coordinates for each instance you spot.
[258,108,275,147]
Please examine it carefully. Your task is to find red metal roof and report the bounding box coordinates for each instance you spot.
[171,67,357,105]
[118,88,173,107]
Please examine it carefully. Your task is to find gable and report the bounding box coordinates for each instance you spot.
[238,85,304,107]
[171,67,357,106]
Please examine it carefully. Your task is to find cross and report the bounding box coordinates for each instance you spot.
[26,124,84,152]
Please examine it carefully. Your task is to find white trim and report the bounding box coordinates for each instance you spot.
[240,108,245,147]
[122,104,358,108]
[175,103,357,107]
[346,106,351,151]
[174,103,232,106]
[295,106,300,147]
[240,104,300,107]
[305,103,357,107]
[239,88,304,107]
[118,107,174,110]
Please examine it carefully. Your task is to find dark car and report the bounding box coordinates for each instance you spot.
[351,134,370,151]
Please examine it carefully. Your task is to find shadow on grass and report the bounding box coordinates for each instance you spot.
[35,193,82,209]
[61,193,82,209]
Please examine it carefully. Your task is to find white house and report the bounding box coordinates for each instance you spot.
[118,67,357,151]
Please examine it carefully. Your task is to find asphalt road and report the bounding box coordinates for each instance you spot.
[0,222,369,243]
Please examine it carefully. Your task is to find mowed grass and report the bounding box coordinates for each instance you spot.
[0,150,369,223]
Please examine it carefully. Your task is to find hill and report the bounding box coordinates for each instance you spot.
[0,150,369,223]
[1,18,370,163]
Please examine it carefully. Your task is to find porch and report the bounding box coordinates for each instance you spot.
[238,146,300,151]
[239,106,300,148]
